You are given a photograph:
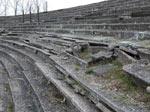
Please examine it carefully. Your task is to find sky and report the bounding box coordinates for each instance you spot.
[46,0,106,11]
[0,0,106,16]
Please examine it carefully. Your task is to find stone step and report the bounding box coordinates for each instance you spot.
[0,40,101,112]
[9,78,40,112]
[9,28,150,40]
[1,39,147,112]
[41,16,150,24]
[0,50,43,112]
[0,0,149,24]
[104,4,150,16]
[123,61,150,87]
[0,61,14,112]
[23,40,67,54]
[8,23,150,31]
[41,28,150,40]
[50,52,149,112]
[0,45,80,112]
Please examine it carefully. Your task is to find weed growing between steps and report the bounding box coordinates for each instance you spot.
[78,50,91,62]
[139,37,150,41]
[3,83,14,112]
[74,58,150,108]
[72,44,150,108]
[75,67,80,71]
[67,78,87,95]
[7,103,14,112]
[3,82,9,93]
[85,69,94,75]
[103,67,150,107]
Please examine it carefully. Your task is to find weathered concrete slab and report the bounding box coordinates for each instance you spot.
[91,51,113,61]
[138,48,150,60]
[123,60,150,87]
[115,48,136,65]
[119,46,138,56]
[91,64,114,76]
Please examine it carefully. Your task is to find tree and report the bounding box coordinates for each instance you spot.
[9,0,20,15]
[43,0,48,12]
[0,0,46,16]
[1,0,9,16]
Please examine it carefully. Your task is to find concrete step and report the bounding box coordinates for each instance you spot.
[50,53,147,112]
[9,28,150,40]
[9,78,40,112]
[123,61,150,87]
[23,40,67,54]
[0,61,14,112]
[44,29,150,40]
[0,40,101,112]
[0,51,41,112]
[0,0,149,24]
[1,39,147,112]
[8,23,150,31]
[0,45,79,112]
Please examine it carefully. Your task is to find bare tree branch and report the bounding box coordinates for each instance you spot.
[0,0,46,16]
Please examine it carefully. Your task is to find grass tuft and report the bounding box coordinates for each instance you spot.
[85,69,94,75]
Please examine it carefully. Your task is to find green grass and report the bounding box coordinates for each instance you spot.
[68,79,78,86]
[3,83,9,93]
[7,103,14,112]
[75,63,81,67]
[78,50,90,61]
[28,90,32,95]
[105,68,135,90]
[54,93,63,100]
[104,68,150,106]
[89,59,122,68]
[140,37,150,41]
[75,67,80,71]
[85,69,94,75]
[113,93,137,105]
[2,68,6,72]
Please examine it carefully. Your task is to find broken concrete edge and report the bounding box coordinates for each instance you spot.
[49,56,136,112]
[119,46,138,56]
[115,48,136,65]
[23,41,59,55]
[0,39,51,60]
[1,34,150,62]
[123,64,150,88]
[0,39,145,112]
[0,40,100,112]
[8,38,114,111]
[137,48,150,61]
[61,52,89,68]
[49,33,108,45]
[36,62,100,112]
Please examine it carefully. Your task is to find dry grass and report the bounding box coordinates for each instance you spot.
[103,67,150,107]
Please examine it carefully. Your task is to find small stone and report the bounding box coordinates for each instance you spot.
[108,43,119,50]
[66,48,73,54]
[63,57,69,60]
[74,85,81,93]
[73,85,86,96]
[43,49,49,53]
[146,86,150,93]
